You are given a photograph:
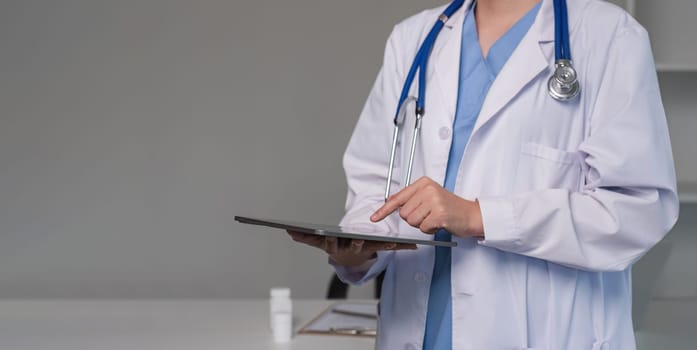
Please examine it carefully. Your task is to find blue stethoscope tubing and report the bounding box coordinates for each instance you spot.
[554,0,571,60]
[384,0,579,201]
[384,0,465,200]
[394,0,466,123]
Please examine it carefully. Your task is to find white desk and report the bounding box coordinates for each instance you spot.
[0,299,375,350]
[1,299,694,349]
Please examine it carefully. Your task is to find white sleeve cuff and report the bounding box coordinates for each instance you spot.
[476,195,522,250]
[330,251,388,285]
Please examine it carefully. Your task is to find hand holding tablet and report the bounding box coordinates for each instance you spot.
[286,231,416,267]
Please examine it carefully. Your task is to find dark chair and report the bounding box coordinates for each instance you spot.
[327,271,385,299]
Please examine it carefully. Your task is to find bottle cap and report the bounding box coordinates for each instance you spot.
[270,287,291,298]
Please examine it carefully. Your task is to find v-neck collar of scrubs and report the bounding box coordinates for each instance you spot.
[466,1,543,79]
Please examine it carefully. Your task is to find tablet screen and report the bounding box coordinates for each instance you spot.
[235,216,457,247]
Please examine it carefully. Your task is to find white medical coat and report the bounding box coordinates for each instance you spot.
[334,0,679,349]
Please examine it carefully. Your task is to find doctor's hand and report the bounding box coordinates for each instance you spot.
[286,231,416,267]
[371,177,484,238]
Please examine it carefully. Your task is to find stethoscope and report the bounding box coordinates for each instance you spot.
[384,0,579,200]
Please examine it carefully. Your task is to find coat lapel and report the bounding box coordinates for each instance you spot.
[430,0,473,123]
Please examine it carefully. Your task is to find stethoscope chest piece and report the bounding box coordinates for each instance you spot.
[548,59,580,101]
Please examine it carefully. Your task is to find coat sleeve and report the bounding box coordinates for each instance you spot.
[476,24,680,272]
[333,27,406,284]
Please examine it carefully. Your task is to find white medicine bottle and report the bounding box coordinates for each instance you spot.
[269,287,293,342]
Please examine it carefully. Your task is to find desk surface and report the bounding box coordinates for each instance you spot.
[1,299,694,349]
[0,299,376,350]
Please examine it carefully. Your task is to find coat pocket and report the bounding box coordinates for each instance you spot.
[514,142,583,192]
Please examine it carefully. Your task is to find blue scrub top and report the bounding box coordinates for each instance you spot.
[422,2,541,349]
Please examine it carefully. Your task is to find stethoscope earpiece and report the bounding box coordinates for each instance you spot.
[548,59,580,101]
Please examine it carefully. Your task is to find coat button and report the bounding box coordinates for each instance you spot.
[438,126,451,140]
[404,343,418,350]
[414,271,427,282]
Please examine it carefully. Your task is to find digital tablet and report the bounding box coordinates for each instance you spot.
[234,216,457,247]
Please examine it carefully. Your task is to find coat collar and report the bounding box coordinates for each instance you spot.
[430,0,560,137]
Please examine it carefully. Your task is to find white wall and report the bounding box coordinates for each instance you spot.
[0,0,441,298]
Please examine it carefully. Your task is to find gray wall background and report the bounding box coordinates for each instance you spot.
[0,0,694,306]
[0,0,442,299]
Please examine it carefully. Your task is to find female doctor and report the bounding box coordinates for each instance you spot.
[288,0,679,348]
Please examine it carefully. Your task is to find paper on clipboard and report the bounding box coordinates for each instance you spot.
[298,301,378,337]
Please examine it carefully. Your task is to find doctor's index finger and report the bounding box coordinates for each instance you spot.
[371,178,426,222]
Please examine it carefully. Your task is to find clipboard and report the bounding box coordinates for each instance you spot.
[235,216,457,247]
[298,301,378,338]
